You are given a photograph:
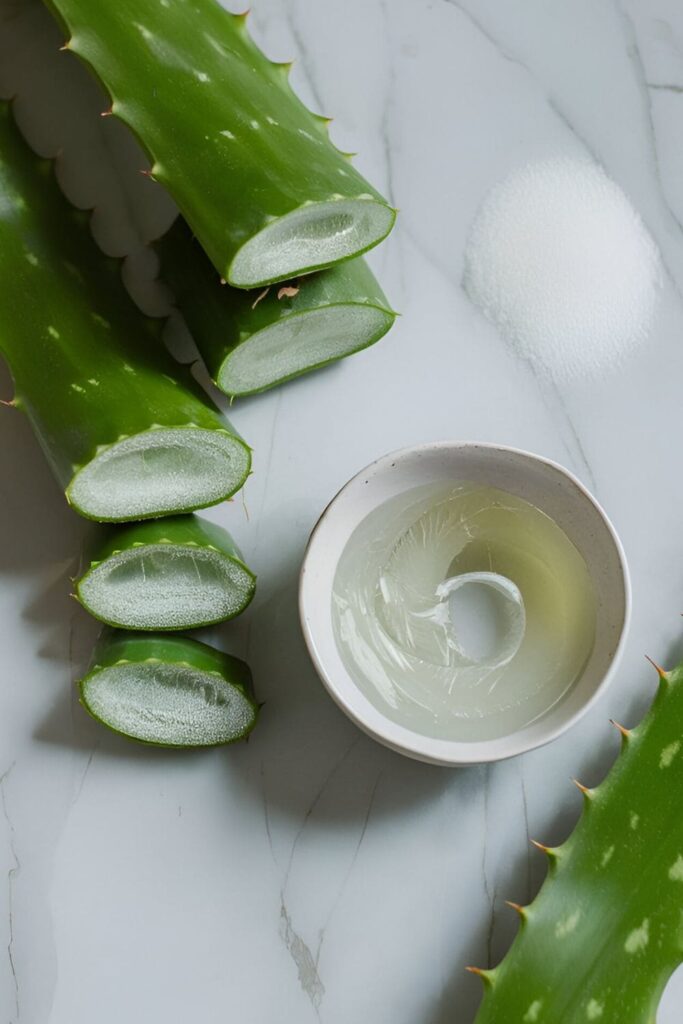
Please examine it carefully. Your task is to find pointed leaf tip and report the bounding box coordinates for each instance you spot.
[572,778,592,796]
[505,900,526,919]
[610,718,631,739]
[530,838,553,855]
[645,655,668,679]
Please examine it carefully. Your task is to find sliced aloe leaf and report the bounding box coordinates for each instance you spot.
[44,0,395,286]
[77,516,256,630]
[0,102,250,522]
[158,218,396,397]
[80,632,258,747]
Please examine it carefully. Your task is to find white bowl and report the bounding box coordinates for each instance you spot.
[299,442,631,765]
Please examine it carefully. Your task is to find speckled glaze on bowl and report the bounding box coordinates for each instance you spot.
[299,442,631,766]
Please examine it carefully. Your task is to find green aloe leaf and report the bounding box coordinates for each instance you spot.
[472,659,683,1024]
[158,217,396,397]
[0,101,250,522]
[44,0,396,287]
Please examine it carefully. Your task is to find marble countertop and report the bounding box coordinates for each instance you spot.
[1,0,683,1020]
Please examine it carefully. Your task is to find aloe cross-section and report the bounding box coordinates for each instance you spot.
[44,0,395,287]
[77,515,255,630]
[159,218,396,397]
[80,631,258,747]
[0,103,250,522]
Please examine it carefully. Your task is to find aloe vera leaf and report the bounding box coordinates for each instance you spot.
[471,660,683,1024]
[76,515,256,630]
[80,631,258,747]
[157,217,397,397]
[43,0,396,288]
[0,102,250,522]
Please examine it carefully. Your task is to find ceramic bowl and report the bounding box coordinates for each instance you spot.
[299,442,631,766]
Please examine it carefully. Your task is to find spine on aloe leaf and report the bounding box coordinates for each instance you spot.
[157,217,397,397]
[80,631,259,747]
[76,515,256,630]
[470,657,683,1024]
[44,0,396,288]
[0,102,250,522]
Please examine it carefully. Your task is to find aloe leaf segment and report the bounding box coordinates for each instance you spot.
[0,103,250,522]
[44,0,395,287]
[158,218,397,397]
[472,660,683,1024]
[80,631,258,747]
[77,515,256,630]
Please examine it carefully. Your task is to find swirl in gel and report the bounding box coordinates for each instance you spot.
[332,482,596,743]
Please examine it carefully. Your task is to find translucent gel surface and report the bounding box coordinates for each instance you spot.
[332,482,597,742]
[79,546,254,629]
[221,304,389,395]
[229,199,394,287]
[68,428,250,521]
[83,662,255,746]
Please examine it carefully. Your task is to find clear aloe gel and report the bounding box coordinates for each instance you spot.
[332,482,597,742]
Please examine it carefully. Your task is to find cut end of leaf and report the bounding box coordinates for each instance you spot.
[67,427,250,521]
[78,543,255,630]
[81,657,257,747]
[218,302,395,397]
[228,198,395,288]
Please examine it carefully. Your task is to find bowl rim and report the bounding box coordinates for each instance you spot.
[299,440,632,766]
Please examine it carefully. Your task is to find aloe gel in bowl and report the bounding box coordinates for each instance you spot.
[332,482,596,743]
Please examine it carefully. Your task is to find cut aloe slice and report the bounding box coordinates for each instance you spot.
[158,219,396,397]
[77,516,256,630]
[228,199,395,289]
[80,632,258,747]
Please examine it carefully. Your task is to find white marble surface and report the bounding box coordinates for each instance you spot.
[1,0,683,1020]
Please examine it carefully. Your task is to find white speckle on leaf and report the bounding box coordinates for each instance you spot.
[660,741,680,768]
[220,129,235,140]
[47,326,60,339]
[555,910,581,938]
[70,383,85,394]
[250,119,260,129]
[123,364,135,374]
[669,855,683,881]
[624,919,649,954]
[134,22,154,41]
[266,116,278,126]
[194,70,210,82]
[297,128,314,140]
[338,168,349,176]
[586,999,603,1019]
[601,845,615,868]
[24,251,39,267]
[88,379,100,386]
[91,313,111,329]
[629,812,640,830]
[523,1001,542,1022]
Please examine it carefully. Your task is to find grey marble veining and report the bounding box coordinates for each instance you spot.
[0,0,682,1020]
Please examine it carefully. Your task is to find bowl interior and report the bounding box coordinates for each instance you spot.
[299,443,630,765]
